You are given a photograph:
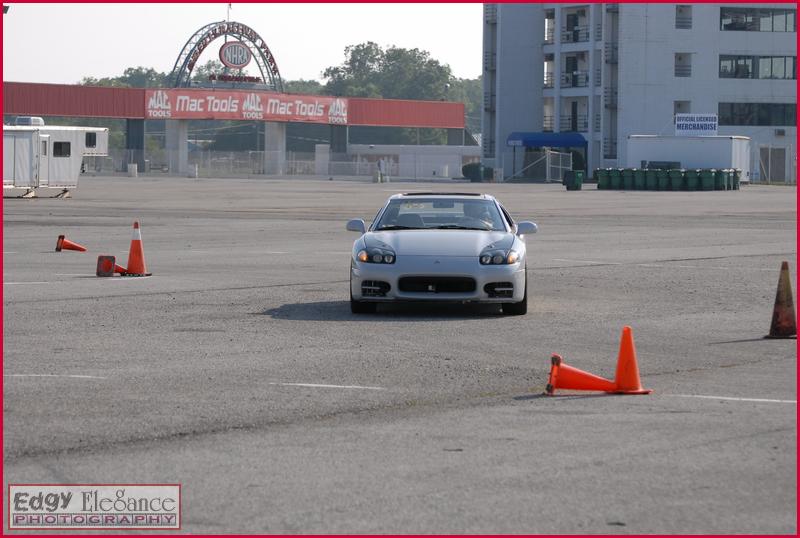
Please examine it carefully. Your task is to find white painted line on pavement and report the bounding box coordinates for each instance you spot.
[3,281,51,285]
[3,251,18,254]
[265,251,289,254]
[269,382,386,391]
[670,394,796,404]
[5,374,107,380]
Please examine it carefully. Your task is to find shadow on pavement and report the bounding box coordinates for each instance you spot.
[261,300,505,322]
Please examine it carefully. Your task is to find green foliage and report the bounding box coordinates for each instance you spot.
[80,66,168,88]
[283,79,324,95]
[322,41,452,101]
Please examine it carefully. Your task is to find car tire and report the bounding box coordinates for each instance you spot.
[502,270,527,315]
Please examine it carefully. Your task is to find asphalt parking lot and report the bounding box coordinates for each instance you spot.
[3,177,797,533]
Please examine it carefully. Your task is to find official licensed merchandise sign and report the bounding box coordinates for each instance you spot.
[145,89,348,124]
[675,113,718,136]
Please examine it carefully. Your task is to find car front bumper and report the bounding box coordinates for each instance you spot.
[350,255,526,303]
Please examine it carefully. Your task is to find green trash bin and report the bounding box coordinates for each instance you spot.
[609,168,622,190]
[684,169,700,191]
[596,168,609,190]
[656,169,670,191]
[633,168,646,190]
[574,170,584,190]
[714,169,727,190]
[622,168,634,190]
[645,169,658,191]
[732,169,741,190]
[563,170,583,191]
[700,169,715,191]
[669,169,684,191]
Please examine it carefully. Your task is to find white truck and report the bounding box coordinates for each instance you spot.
[626,135,751,183]
[3,119,109,197]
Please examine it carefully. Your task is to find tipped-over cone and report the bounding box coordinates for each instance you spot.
[545,353,617,396]
[766,261,796,339]
[611,326,653,394]
[96,255,127,277]
[55,235,87,252]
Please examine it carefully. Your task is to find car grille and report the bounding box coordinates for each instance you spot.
[484,282,514,298]
[398,276,476,294]
[362,280,390,297]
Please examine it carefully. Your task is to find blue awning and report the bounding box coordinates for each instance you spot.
[506,132,587,148]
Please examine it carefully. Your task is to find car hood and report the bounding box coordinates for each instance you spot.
[365,230,514,256]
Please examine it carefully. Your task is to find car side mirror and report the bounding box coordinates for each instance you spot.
[346,219,366,234]
[516,221,538,235]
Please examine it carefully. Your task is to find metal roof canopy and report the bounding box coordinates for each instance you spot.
[507,132,587,148]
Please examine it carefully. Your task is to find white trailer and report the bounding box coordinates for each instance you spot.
[3,124,109,197]
[626,135,752,183]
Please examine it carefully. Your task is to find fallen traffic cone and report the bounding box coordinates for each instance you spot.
[545,353,617,396]
[96,255,127,277]
[55,235,87,252]
[765,261,797,339]
[611,326,653,394]
[122,221,151,277]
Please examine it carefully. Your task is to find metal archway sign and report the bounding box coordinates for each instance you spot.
[169,21,283,91]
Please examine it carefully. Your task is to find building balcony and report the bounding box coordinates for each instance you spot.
[560,115,589,132]
[595,23,603,41]
[483,93,496,111]
[606,4,619,13]
[543,73,555,89]
[605,43,618,64]
[595,68,602,86]
[604,87,618,108]
[484,4,497,23]
[543,115,554,132]
[674,64,692,77]
[594,113,601,131]
[561,26,590,43]
[544,27,554,44]
[561,71,589,88]
[603,138,618,159]
[484,51,496,71]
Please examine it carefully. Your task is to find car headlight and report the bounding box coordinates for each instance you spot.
[357,248,396,264]
[479,249,520,265]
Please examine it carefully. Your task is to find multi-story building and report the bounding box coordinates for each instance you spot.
[482,3,797,181]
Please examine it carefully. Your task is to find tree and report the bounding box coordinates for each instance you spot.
[80,66,168,88]
[283,79,324,95]
[322,42,453,101]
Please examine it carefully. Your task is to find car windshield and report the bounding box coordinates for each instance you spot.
[374,198,507,231]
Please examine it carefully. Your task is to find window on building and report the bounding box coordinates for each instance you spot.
[720,55,797,79]
[721,7,796,32]
[85,132,97,148]
[53,142,71,157]
[675,53,691,77]
[675,5,692,29]
[41,141,47,156]
[673,101,691,123]
[718,102,797,126]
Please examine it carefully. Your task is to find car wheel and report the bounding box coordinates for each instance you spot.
[350,277,377,314]
[502,270,527,315]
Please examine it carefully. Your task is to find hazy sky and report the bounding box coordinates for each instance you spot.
[2,3,483,84]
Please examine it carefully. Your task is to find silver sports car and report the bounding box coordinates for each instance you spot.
[347,192,538,315]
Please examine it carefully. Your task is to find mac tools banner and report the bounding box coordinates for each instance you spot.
[145,89,348,124]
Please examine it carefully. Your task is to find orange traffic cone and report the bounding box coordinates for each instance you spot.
[96,255,127,277]
[545,353,617,396]
[55,235,87,252]
[611,326,653,394]
[123,221,151,277]
[765,261,796,339]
